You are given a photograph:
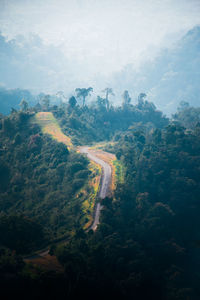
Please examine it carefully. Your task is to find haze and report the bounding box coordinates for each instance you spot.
[1,0,200,74]
[0,0,200,113]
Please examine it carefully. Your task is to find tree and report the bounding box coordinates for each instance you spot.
[56,91,67,106]
[75,87,93,106]
[177,101,190,111]
[97,96,106,109]
[122,90,131,107]
[102,88,115,110]
[41,95,50,111]
[68,96,77,108]
[137,93,147,109]
[19,98,28,112]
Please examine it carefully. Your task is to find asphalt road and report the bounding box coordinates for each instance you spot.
[79,146,112,230]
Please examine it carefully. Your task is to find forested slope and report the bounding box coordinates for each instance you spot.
[54,116,200,299]
[0,110,92,252]
[1,101,200,299]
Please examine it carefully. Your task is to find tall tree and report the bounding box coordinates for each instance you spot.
[97,96,106,109]
[122,90,131,107]
[19,98,28,111]
[137,93,147,109]
[75,87,93,106]
[41,94,50,111]
[56,91,67,105]
[68,96,77,108]
[102,88,115,110]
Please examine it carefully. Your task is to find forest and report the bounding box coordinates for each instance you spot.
[0,92,200,299]
[1,1,200,298]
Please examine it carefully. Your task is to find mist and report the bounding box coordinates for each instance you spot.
[0,0,200,113]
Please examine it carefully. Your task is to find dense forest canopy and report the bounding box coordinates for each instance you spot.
[0,95,200,299]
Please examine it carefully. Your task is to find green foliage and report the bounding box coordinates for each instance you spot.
[54,95,168,145]
[0,215,45,254]
[53,120,200,299]
[68,96,77,108]
[40,94,50,111]
[173,103,200,129]
[0,246,66,300]
[19,98,28,112]
[2,95,200,299]
[0,111,90,249]
[75,87,93,106]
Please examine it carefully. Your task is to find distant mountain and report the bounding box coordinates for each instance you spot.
[0,87,36,114]
[0,33,78,94]
[0,27,199,115]
[109,26,200,115]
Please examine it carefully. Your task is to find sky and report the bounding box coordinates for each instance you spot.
[0,0,200,103]
[1,0,200,74]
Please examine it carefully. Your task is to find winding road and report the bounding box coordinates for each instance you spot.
[24,146,113,259]
[79,146,112,230]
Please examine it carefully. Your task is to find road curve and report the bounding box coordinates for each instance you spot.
[24,147,112,259]
[79,146,112,230]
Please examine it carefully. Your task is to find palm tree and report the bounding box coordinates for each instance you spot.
[75,87,93,106]
[19,98,28,111]
[137,93,147,109]
[122,90,131,106]
[102,88,115,110]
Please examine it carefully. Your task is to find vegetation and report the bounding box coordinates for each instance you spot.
[54,107,200,299]
[173,101,200,129]
[53,92,168,145]
[0,110,91,249]
[1,94,200,299]
[33,112,73,149]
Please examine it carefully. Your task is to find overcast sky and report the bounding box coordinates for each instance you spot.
[0,0,200,80]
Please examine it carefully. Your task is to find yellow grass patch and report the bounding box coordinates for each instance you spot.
[33,112,73,149]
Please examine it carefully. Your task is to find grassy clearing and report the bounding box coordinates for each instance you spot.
[33,112,73,149]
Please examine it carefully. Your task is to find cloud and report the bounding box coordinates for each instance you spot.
[1,0,200,76]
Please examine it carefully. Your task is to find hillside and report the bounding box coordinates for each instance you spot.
[1,102,200,299]
[55,108,200,300]
[109,26,200,114]
[0,87,36,115]
[33,112,73,149]
[0,110,97,252]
